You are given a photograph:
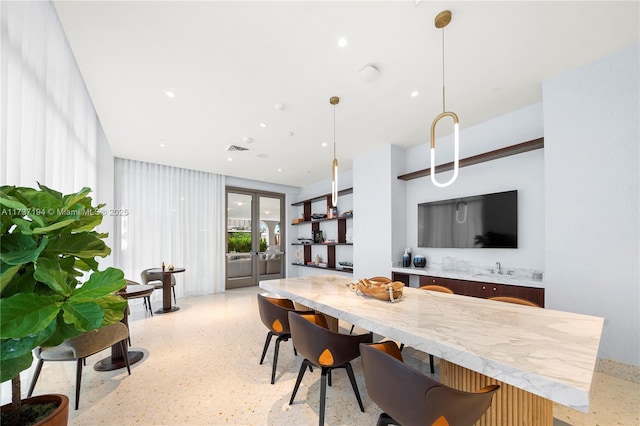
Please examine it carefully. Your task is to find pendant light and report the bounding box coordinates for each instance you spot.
[330,96,339,207]
[430,10,459,188]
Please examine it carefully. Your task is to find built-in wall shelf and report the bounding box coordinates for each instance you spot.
[291,263,353,273]
[292,243,353,246]
[397,138,544,181]
[291,188,353,206]
[292,216,352,225]
[291,188,353,274]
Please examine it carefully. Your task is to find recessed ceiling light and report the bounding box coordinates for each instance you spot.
[322,142,327,147]
[338,37,348,47]
[277,168,282,172]
[159,143,166,148]
[260,122,267,128]
[242,137,254,144]
[264,211,270,215]
[227,158,232,162]
[411,91,419,97]
[165,91,175,98]
[273,103,286,111]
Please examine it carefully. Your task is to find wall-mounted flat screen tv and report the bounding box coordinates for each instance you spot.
[418,190,518,248]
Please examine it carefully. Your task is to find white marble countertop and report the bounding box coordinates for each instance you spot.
[391,265,545,288]
[260,275,603,412]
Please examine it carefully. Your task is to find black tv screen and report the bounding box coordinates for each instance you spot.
[418,190,518,248]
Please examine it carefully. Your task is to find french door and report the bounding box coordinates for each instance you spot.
[225,187,285,289]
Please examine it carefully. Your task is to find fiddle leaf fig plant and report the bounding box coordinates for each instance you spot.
[0,183,126,425]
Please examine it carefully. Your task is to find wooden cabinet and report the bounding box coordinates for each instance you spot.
[291,188,353,273]
[392,272,545,307]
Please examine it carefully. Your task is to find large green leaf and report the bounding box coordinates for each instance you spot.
[61,187,91,211]
[71,267,125,300]
[0,321,56,362]
[32,218,78,235]
[19,186,63,211]
[0,350,33,383]
[0,234,48,266]
[34,257,71,296]
[0,293,61,339]
[42,232,109,259]
[95,294,127,325]
[0,193,27,211]
[0,262,21,292]
[61,301,104,331]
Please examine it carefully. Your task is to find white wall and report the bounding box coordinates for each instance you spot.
[543,45,640,366]
[404,103,545,271]
[353,145,406,278]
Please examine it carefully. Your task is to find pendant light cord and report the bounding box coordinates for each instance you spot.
[441,27,446,113]
[333,104,336,159]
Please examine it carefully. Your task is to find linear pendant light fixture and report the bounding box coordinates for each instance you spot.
[330,96,340,207]
[430,10,460,188]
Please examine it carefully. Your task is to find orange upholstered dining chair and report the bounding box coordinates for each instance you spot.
[488,296,540,307]
[360,341,499,426]
[257,293,314,384]
[399,284,456,374]
[288,311,373,426]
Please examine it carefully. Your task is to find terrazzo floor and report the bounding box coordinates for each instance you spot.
[2,286,638,425]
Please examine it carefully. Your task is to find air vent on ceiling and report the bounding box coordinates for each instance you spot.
[226,144,250,152]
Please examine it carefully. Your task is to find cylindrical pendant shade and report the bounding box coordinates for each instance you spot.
[331,158,339,207]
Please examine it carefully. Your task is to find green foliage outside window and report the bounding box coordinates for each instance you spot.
[227,232,267,253]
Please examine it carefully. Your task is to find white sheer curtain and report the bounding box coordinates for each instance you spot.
[1,1,101,193]
[114,158,226,297]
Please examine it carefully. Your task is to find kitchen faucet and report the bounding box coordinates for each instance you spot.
[496,262,502,274]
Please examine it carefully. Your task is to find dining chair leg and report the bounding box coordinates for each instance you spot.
[289,359,311,404]
[146,296,153,316]
[377,413,396,426]
[429,354,435,374]
[344,362,365,412]
[75,358,83,410]
[27,359,44,397]
[172,287,176,304]
[319,367,329,426]
[120,340,132,375]
[260,332,275,365]
[271,334,290,384]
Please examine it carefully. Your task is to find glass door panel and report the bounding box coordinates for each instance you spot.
[257,195,284,279]
[226,191,255,288]
[226,189,285,289]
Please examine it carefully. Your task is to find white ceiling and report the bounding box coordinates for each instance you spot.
[54,1,639,188]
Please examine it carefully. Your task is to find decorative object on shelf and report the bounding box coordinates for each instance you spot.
[315,254,322,266]
[430,9,460,188]
[297,238,313,244]
[349,277,404,302]
[295,248,304,264]
[312,230,324,243]
[327,206,338,219]
[339,261,353,268]
[329,96,340,208]
[292,218,305,224]
[402,249,411,267]
[341,210,353,217]
[168,264,174,271]
[413,255,427,268]
[532,271,543,281]
[311,213,327,220]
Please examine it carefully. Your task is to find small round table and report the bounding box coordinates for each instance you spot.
[146,267,185,314]
[94,284,153,372]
